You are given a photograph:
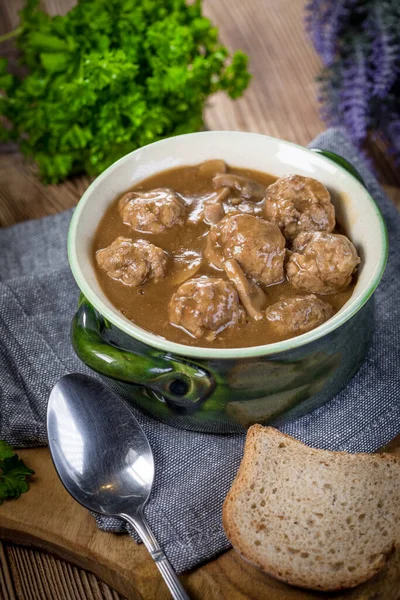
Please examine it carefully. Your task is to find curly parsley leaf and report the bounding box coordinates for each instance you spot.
[0,0,251,183]
[0,441,35,504]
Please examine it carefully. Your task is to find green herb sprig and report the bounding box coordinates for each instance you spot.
[0,441,35,504]
[0,0,251,183]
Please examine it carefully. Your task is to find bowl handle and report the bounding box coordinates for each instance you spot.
[71,295,215,410]
[311,149,365,185]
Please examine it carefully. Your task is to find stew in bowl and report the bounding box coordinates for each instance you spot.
[93,162,359,348]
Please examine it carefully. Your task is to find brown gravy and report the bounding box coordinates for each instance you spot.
[93,165,354,348]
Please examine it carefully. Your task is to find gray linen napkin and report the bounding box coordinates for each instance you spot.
[0,128,399,573]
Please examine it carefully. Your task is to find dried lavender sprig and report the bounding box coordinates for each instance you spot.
[366,4,400,98]
[339,36,371,142]
[317,67,342,126]
[304,0,325,60]
[305,0,400,162]
[305,0,357,67]
[318,0,353,67]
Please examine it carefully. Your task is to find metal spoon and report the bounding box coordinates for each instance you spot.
[47,373,189,600]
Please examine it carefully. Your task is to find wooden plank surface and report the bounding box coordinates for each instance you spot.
[0,1,399,599]
[1,444,400,600]
[1,446,400,600]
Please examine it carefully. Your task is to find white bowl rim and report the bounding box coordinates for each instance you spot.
[68,131,388,360]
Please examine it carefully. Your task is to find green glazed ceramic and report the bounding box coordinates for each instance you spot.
[68,132,388,433]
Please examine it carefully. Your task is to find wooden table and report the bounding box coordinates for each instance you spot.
[0,1,399,599]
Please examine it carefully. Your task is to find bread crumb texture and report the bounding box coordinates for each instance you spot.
[222,426,400,591]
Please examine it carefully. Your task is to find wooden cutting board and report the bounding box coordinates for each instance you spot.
[0,443,399,600]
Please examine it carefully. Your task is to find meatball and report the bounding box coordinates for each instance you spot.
[264,175,335,240]
[286,232,360,294]
[265,295,334,337]
[168,276,243,339]
[96,237,167,286]
[205,214,286,287]
[119,188,185,234]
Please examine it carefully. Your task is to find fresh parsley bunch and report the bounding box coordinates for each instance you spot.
[0,441,34,504]
[0,0,250,182]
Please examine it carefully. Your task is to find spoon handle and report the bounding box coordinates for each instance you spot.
[123,511,190,600]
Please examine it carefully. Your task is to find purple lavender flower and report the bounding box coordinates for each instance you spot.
[319,0,352,67]
[305,0,355,67]
[317,68,342,126]
[305,0,326,59]
[366,5,399,98]
[339,37,370,142]
[305,0,400,162]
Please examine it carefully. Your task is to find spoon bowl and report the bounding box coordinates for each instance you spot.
[47,373,189,600]
[47,373,154,516]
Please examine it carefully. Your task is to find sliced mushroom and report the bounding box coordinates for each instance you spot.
[203,202,225,225]
[223,258,268,321]
[213,173,266,200]
[213,187,231,203]
[170,251,202,286]
[198,159,227,178]
[201,187,231,225]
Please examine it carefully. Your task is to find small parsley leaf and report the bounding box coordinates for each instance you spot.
[0,441,35,504]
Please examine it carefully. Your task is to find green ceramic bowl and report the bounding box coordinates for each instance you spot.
[68,132,388,433]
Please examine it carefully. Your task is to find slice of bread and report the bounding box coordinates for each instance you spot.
[222,425,400,591]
